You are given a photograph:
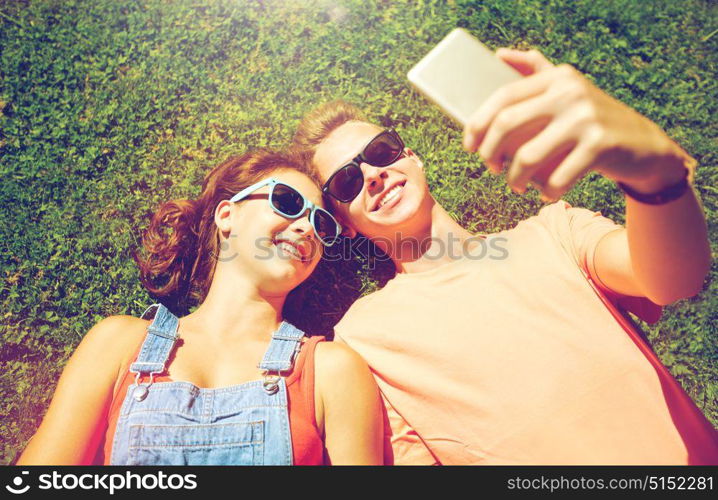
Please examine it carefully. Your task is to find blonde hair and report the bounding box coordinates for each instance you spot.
[291,100,367,165]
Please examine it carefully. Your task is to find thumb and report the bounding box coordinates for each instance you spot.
[496,48,554,76]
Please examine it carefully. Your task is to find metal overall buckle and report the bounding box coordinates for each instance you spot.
[132,369,161,402]
[261,369,287,395]
[260,340,301,395]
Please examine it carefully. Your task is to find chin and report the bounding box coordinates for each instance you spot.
[259,273,302,297]
[270,259,314,286]
[372,195,423,229]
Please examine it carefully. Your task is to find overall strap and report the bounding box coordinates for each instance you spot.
[257,321,306,373]
[130,303,180,375]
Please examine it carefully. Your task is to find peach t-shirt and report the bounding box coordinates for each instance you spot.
[335,200,718,465]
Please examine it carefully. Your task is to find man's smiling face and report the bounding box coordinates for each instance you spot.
[312,121,431,240]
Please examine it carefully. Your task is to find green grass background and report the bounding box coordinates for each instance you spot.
[1,0,716,464]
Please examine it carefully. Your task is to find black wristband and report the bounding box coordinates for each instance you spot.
[617,166,690,205]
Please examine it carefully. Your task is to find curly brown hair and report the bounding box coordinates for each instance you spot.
[133,149,319,312]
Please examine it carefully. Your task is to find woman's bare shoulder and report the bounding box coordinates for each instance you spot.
[87,315,149,343]
[81,315,150,372]
[313,341,373,382]
[15,315,150,465]
[312,341,383,464]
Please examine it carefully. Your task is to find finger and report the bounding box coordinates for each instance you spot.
[495,48,555,76]
[539,145,595,202]
[463,69,555,152]
[507,117,579,192]
[477,92,557,173]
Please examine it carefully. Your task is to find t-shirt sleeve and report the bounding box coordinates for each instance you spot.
[382,394,439,465]
[554,200,622,282]
[536,200,662,324]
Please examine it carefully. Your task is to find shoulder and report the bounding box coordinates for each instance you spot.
[335,288,383,328]
[534,199,614,228]
[15,315,150,465]
[314,341,375,393]
[84,315,148,347]
[314,341,369,375]
[515,200,571,230]
[78,315,149,374]
[314,341,379,413]
[539,199,572,214]
[517,199,610,242]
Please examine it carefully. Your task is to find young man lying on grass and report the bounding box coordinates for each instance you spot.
[291,47,718,465]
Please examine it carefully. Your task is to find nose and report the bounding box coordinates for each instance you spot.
[289,210,315,240]
[288,211,322,258]
[361,163,388,194]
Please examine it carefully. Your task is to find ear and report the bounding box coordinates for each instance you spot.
[214,200,233,239]
[405,148,424,170]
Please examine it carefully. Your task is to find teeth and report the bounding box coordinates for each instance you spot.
[378,184,404,209]
[275,240,304,261]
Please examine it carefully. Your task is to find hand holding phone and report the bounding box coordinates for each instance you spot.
[408,29,687,203]
[407,28,522,127]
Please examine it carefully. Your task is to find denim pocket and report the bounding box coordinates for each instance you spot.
[127,421,264,465]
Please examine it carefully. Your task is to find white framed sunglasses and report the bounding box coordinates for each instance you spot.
[230,177,342,247]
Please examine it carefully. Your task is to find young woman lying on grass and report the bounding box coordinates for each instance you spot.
[18,149,383,465]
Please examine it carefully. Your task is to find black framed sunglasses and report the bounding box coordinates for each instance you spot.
[322,129,405,203]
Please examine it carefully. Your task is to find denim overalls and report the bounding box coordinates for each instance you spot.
[110,303,306,465]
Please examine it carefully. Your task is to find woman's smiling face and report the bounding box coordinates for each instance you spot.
[312,121,431,240]
[217,168,325,295]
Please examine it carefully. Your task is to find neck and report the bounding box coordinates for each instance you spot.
[374,196,475,274]
[182,266,286,342]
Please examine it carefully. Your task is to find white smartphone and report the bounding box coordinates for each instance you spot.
[408,28,522,126]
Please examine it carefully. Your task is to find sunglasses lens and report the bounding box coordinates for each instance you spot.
[364,132,403,166]
[328,163,363,202]
[314,209,340,245]
[271,184,304,216]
